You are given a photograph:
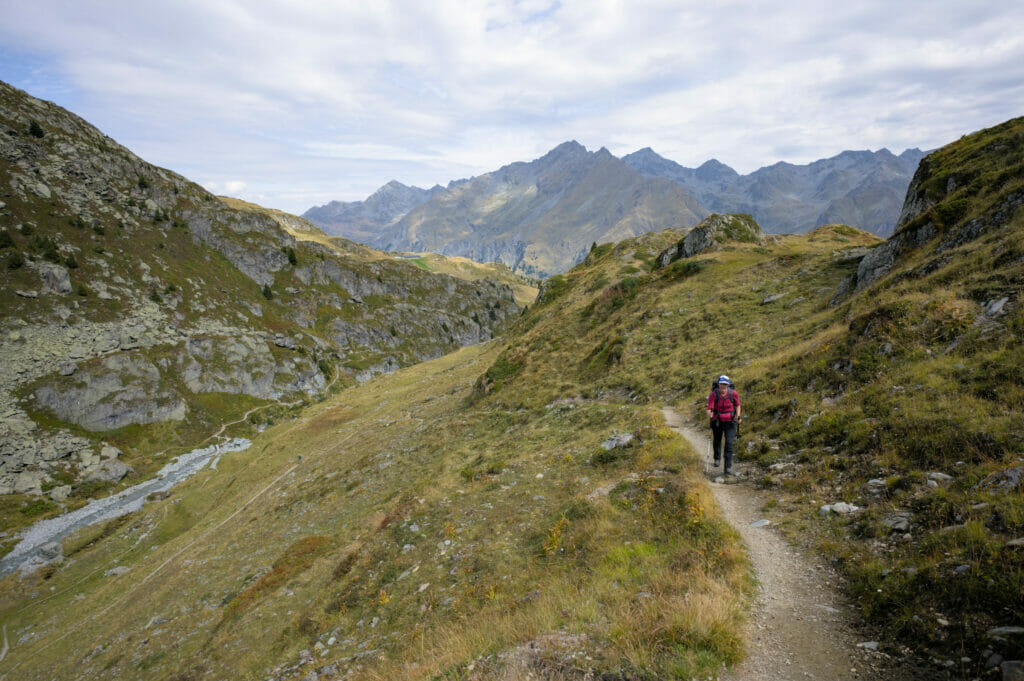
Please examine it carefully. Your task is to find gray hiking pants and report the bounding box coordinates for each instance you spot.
[711,420,736,473]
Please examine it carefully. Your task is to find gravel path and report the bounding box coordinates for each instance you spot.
[662,407,919,681]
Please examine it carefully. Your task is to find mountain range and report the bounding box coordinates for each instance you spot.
[305,143,925,276]
[309,141,706,277]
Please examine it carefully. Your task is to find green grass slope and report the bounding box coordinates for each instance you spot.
[0,341,750,681]
[480,117,1024,672]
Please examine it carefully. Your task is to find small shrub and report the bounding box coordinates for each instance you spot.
[0,230,13,249]
[21,497,55,517]
[29,120,44,138]
[64,254,78,269]
[261,284,273,300]
[284,246,298,266]
[537,274,571,304]
[664,258,710,281]
[91,223,105,236]
[76,284,90,297]
[137,177,150,190]
[7,252,25,269]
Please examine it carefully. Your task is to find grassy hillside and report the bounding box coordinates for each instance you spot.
[479,118,1024,672]
[0,341,750,680]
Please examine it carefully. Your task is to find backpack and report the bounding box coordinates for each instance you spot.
[709,382,739,420]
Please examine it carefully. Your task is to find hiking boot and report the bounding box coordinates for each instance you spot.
[713,458,721,467]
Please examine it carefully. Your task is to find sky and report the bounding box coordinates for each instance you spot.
[1,1,1022,215]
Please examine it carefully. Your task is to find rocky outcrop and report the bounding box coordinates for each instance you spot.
[181,336,326,399]
[850,117,1024,292]
[655,214,763,268]
[34,354,186,431]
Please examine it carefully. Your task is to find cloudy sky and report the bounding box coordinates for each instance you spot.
[2,1,1022,214]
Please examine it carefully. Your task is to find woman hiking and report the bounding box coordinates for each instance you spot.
[707,374,741,475]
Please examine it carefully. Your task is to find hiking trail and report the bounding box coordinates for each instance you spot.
[662,406,920,681]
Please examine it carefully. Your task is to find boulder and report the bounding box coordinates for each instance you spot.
[100,444,122,459]
[48,484,72,502]
[35,262,72,295]
[1004,660,1024,681]
[85,459,133,483]
[882,512,912,532]
[820,501,860,515]
[59,361,77,376]
[977,466,1023,493]
[38,542,64,563]
[601,433,635,451]
[13,469,45,494]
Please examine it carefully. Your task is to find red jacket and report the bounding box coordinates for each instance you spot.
[708,389,740,422]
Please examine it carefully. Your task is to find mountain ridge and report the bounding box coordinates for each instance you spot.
[306,143,926,277]
[622,145,926,236]
[309,142,707,277]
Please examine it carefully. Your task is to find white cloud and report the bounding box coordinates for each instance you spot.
[1,0,1022,212]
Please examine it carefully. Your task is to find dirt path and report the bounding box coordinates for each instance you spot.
[662,407,912,681]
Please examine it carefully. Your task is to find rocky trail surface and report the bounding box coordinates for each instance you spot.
[662,407,924,681]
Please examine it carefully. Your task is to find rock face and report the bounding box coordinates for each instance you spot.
[0,78,520,497]
[847,116,1024,292]
[35,354,186,431]
[307,141,706,277]
[624,146,925,237]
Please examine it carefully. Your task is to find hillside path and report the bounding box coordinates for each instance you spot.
[662,407,911,681]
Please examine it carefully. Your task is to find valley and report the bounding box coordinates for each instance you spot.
[0,75,1022,681]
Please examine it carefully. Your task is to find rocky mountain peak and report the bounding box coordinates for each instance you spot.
[695,158,739,182]
[540,140,588,163]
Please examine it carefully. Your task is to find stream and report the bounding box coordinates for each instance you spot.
[0,438,251,577]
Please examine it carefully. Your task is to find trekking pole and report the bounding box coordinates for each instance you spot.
[705,437,710,474]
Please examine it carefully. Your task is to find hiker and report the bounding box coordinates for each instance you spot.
[707,374,741,475]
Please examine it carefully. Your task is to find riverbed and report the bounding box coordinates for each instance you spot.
[0,438,251,576]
